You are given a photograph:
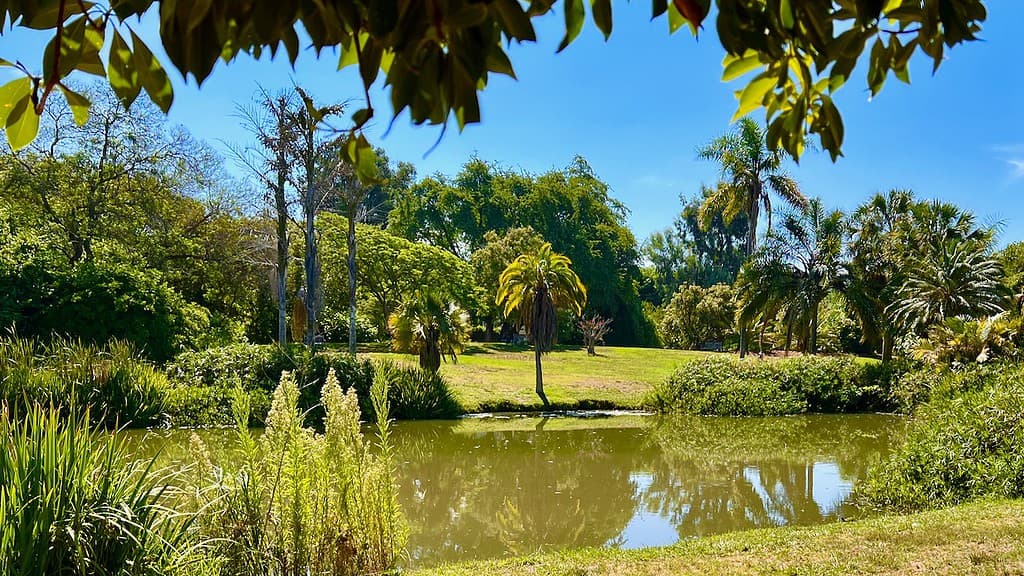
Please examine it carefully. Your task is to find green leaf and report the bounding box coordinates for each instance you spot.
[780,0,795,29]
[57,83,90,125]
[108,29,141,108]
[591,0,612,40]
[667,1,685,33]
[733,74,776,120]
[5,94,40,151]
[722,50,761,82]
[131,30,174,112]
[557,0,585,52]
[0,77,32,126]
[22,0,92,29]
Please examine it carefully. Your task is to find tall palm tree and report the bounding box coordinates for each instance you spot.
[697,117,807,257]
[389,292,471,373]
[496,243,587,406]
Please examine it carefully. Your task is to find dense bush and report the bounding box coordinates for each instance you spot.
[0,405,190,574]
[166,344,462,425]
[659,283,735,350]
[0,336,169,427]
[858,363,1024,511]
[647,355,903,416]
[4,259,207,363]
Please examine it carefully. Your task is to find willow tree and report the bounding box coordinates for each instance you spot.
[496,243,586,407]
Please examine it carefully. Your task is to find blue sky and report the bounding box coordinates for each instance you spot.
[3,3,1023,244]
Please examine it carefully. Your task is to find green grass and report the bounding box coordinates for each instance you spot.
[410,499,1024,576]
[366,344,710,412]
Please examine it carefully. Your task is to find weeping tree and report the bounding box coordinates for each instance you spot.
[389,292,470,373]
[496,243,587,407]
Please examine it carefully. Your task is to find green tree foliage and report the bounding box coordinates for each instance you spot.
[390,156,656,346]
[0,0,986,164]
[389,292,471,373]
[912,313,1018,365]
[496,243,587,406]
[470,226,546,340]
[643,188,748,304]
[659,283,735,350]
[698,117,806,257]
[319,215,477,340]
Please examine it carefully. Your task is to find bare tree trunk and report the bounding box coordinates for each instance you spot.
[347,209,358,355]
[304,187,318,353]
[275,175,288,347]
[738,325,748,358]
[535,346,549,407]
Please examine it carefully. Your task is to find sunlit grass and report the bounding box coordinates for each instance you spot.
[367,343,711,411]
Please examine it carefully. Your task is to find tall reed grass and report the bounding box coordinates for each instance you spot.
[192,368,407,575]
[0,405,192,574]
[0,336,169,427]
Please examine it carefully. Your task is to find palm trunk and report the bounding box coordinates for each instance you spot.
[807,301,819,355]
[535,346,549,407]
[347,210,358,356]
[746,196,761,257]
[738,325,748,358]
[881,330,893,364]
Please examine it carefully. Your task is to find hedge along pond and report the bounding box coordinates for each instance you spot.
[126,412,902,568]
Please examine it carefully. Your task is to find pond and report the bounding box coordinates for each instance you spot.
[128,412,901,568]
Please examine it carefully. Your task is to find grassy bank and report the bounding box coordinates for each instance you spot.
[410,499,1024,576]
[367,344,709,411]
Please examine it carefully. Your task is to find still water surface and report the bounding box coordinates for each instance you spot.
[131,413,900,567]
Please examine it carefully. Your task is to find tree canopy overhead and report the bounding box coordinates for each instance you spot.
[0,0,986,165]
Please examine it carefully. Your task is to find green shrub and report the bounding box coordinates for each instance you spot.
[0,405,191,574]
[377,359,462,420]
[647,355,904,416]
[0,336,169,427]
[857,364,1024,512]
[30,261,205,363]
[167,344,461,425]
[192,369,407,574]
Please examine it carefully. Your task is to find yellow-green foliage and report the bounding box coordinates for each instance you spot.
[193,368,407,575]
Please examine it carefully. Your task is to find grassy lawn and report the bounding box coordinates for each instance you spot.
[410,499,1024,575]
[366,343,709,412]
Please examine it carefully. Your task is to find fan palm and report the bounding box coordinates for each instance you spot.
[890,238,1007,333]
[389,291,471,373]
[697,117,807,257]
[496,243,587,406]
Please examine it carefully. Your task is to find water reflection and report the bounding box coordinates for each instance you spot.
[125,413,900,568]
[388,413,899,566]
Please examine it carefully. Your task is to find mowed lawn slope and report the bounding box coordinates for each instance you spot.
[411,500,1024,576]
[367,344,708,411]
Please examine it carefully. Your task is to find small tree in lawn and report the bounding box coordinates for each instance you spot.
[496,243,587,407]
[578,315,612,356]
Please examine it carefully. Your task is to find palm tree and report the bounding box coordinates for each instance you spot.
[496,243,587,406]
[847,190,915,363]
[389,292,471,373]
[697,117,807,257]
[890,238,1007,333]
[736,199,846,356]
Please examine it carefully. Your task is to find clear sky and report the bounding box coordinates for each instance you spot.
[2,3,1023,245]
